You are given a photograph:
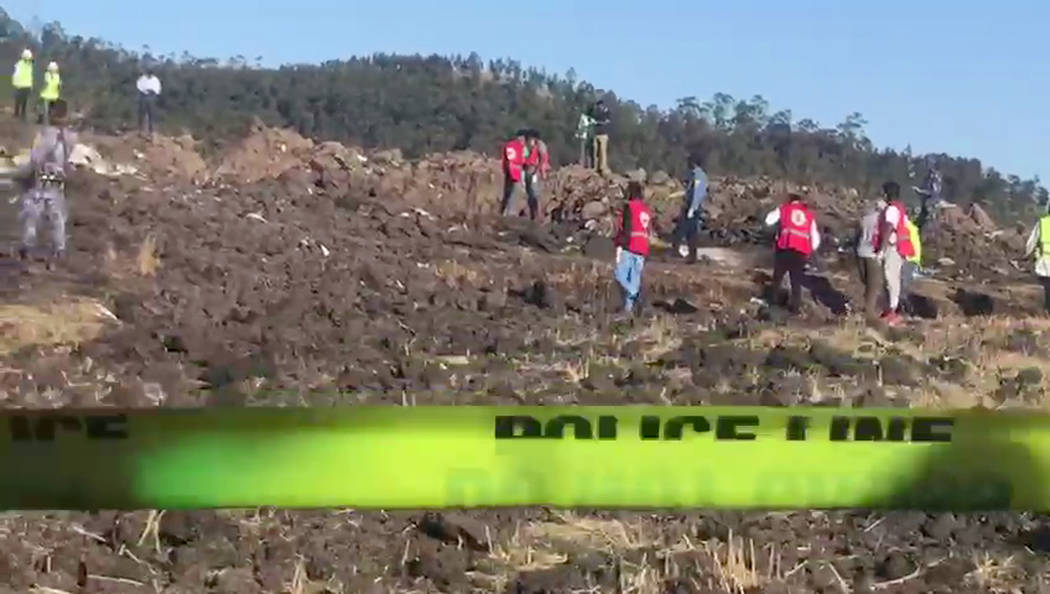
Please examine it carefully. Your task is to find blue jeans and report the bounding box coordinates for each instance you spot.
[615,251,645,312]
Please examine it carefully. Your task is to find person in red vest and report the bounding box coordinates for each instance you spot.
[613,181,652,314]
[763,192,821,313]
[523,129,550,221]
[500,130,528,217]
[873,181,915,326]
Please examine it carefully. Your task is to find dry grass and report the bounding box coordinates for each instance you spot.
[476,513,791,594]
[0,299,118,355]
[965,552,1023,593]
[526,512,653,551]
[433,259,480,287]
[630,313,683,361]
[137,233,159,276]
[704,531,770,594]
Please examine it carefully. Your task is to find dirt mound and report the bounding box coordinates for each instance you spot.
[969,202,997,231]
[214,123,315,184]
[84,132,208,183]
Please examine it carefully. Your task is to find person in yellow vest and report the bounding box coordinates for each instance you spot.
[899,212,923,315]
[40,62,61,126]
[11,49,33,122]
[1024,206,1050,313]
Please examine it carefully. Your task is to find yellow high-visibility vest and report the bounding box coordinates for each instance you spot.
[1040,215,1050,256]
[905,218,921,265]
[40,71,60,101]
[12,60,32,89]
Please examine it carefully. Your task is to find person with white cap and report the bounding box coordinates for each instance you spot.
[11,49,33,121]
[40,61,61,125]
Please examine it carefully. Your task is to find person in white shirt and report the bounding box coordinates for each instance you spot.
[136,70,161,135]
[874,181,912,325]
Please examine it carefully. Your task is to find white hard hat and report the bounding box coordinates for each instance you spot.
[47,61,58,72]
[21,49,32,60]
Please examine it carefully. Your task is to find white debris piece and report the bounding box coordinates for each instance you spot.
[245,212,268,223]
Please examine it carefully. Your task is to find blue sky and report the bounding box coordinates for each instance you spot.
[5,0,1048,182]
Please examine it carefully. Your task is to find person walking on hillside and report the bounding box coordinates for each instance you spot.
[588,99,611,175]
[764,193,820,314]
[613,181,652,315]
[11,49,33,122]
[671,155,708,261]
[500,130,528,217]
[137,69,162,135]
[873,181,916,326]
[1024,205,1050,313]
[16,98,76,268]
[40,61,61,125]
[523,129,549,221]
[854,195,886,320]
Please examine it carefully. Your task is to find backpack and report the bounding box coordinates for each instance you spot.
[36,128,70,188]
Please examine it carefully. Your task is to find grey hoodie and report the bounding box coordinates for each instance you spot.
[856,202,885,258]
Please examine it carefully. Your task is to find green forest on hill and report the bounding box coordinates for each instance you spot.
[0,8,1044,223]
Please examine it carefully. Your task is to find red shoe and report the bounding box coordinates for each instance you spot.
[882,311,901,326]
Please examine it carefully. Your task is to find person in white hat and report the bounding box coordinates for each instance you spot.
[40,61,61,125]
[11,49,33,121]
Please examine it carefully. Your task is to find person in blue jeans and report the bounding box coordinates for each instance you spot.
[671,155,708,261]
[613,181,653,314]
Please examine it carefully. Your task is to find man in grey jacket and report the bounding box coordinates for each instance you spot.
[854,195,887,320]
[671,155,708,261]
[17,98,76,268]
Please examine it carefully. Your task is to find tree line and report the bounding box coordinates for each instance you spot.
[0,9,1044,223]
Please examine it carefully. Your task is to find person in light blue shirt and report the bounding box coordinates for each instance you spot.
[671,155,708,261]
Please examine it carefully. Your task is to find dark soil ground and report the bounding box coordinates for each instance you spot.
[1,127,1050,593]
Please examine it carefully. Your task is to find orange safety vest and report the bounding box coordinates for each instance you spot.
[776,201,814,256]
[873,201,916,258]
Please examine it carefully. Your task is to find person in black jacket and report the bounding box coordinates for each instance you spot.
[588,100,612,175]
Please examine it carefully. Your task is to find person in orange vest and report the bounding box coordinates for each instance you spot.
[763,192,820,313]
[522,129,549,221]
[872,181,915,326]
[613,181,652,314]
[499,130,528,217]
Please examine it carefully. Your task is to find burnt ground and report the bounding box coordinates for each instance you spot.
[1,130,1050,593]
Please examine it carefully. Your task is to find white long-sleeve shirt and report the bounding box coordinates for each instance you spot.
[765,205,821,251]
[137,75,161,95]
[1025,220,1050,277]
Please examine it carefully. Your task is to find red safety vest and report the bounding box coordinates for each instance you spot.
[873,201,916,258]
[616,199,652,257]
[775,201,814,256]
[503,138,526,182]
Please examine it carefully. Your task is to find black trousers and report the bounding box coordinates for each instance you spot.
[138,93,157,133]
[1040,277,1050,312]
[13,88,29,120]
[770,249,807,311]
[672,211,701,258]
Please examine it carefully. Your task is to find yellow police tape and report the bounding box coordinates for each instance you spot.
[1,405,1048,510]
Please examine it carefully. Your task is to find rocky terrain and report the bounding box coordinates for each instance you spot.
[0,123,1049,593]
